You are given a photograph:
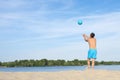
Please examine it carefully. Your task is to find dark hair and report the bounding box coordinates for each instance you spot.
[90,32,95,38]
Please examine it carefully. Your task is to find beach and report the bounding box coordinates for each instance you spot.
[0,69,120,80]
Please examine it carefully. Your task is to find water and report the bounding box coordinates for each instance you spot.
[0,65,120,72]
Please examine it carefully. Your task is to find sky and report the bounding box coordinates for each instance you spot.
[0,0,120,62]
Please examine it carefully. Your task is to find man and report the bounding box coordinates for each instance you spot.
[83,32,97,69]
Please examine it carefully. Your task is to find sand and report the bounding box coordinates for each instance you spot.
[0,69,120,80]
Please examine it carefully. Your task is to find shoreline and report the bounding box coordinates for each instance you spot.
[0,65,120,72]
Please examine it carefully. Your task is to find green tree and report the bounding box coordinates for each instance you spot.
[54,60,65,66]
[73,59,80,66]
[39,59,48,66]
[100,61,104,65]
[48,60,55,66]
[0,61,2,66]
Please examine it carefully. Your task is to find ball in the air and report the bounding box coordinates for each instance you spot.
[78,20,83,25]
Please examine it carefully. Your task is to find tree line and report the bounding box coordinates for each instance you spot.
[0,59,120,67]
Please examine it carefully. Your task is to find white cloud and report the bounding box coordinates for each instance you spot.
[0,11,120,43]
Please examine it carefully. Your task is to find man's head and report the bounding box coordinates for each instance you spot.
[90,32,95,38]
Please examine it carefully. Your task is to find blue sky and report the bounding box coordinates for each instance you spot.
[0,0,120,62]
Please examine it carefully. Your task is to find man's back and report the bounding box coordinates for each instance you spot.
[88,38,96,49]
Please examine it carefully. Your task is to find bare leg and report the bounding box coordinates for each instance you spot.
[92,59,95,69]
[87,59,90,68]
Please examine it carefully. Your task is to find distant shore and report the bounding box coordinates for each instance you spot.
[0,69,120,80]
[1,59,120,67]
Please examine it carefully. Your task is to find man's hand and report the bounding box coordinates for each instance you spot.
[82,34,88,42]
[83,34,86,37]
